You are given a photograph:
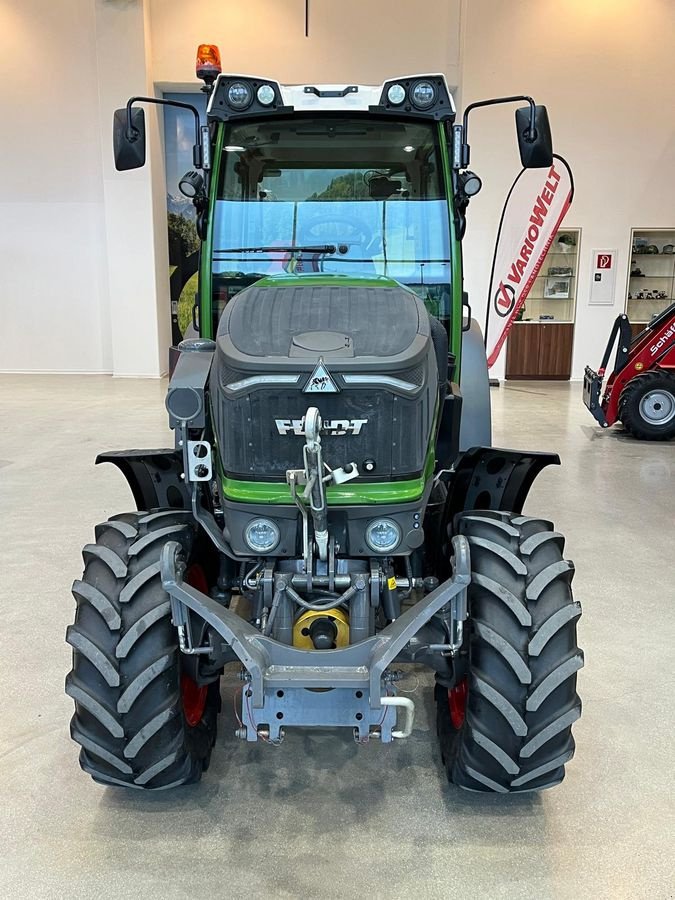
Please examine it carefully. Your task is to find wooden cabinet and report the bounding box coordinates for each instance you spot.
[505,323,542,377]
[506,323,574,379]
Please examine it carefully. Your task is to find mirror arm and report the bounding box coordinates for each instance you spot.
[124,102,140,142]
[454,94,536,170]
[125,96,205,168]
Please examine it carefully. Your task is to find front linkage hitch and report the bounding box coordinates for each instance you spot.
[160,535,471,743]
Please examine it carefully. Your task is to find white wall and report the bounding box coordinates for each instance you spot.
[2,0,674,377]
[95,0,172,377]
[459,0,675,379]
[0,0,461,376]
[0,0,172,377]
[0,0,110,373]
[150,0,462,88]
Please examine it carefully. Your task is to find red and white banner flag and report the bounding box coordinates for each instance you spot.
[485,155,574,368]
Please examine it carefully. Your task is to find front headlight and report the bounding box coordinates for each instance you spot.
[227,81,253,110]
[365,518,401,553]
[410,80,437,109]
[244,518,280,553]
[387,83,406,106]
[256,84,276,106]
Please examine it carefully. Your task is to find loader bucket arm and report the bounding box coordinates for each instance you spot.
[583,313,633,427]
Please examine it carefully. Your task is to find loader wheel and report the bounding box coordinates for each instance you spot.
[618,370,675,440]
[66,510,220,789]
[436,511,583,793]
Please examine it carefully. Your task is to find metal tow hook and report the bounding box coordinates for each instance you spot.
[380,696,415,738]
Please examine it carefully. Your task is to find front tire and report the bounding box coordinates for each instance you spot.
[66,510,220,789]
[437,511,583,793]
[618,370,675,440]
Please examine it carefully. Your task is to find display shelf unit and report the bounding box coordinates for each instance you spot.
[626,228,675,324]
[517,229,580,325]
[506,228,580,380]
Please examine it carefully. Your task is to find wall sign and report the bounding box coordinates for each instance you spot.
[589,249,618,305]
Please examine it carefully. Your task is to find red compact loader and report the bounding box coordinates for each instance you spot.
[584,302,675,439]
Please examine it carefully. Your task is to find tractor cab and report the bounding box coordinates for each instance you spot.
[113,61,553,380]
[208,111,453,340]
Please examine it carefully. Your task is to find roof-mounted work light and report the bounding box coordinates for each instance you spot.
[208,76,290,121]
[372,75,455,121]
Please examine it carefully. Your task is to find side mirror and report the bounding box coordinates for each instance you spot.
[113,107,146,171]
[515,104,553,168]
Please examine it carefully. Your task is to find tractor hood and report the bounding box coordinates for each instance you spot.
[220,273,425,364]
[209,272,441,483]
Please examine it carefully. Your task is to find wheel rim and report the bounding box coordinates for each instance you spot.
[639,389,675,425]
[180,563,209,727]
[448,678,468,730]
[181,674,208,727]
[186,563,209,593]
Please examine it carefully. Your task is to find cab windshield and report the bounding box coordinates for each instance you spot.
[211,115,452,334]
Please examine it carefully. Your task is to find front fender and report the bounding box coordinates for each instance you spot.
[96,449,190,511]
[443,446,560,523]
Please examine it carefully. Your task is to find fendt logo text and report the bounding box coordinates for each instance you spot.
[275,417,367,436]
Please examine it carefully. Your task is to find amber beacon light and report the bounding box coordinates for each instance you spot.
[196,44,222,85]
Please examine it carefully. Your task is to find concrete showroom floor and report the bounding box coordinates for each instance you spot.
[0,375,673,899]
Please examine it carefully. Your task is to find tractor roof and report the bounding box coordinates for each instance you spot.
[207,74,455,122]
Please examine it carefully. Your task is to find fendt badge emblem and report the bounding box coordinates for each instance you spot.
[276,418,367,436]
[303,359,339,393]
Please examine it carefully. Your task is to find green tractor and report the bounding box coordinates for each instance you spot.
[66,52,583,793]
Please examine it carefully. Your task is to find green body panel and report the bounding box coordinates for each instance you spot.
[222,476,426,505]
[199,125,225,340]
[253,273,409,290]
[437,123,463,374]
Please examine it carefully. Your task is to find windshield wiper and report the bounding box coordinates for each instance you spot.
[213,244,348,255]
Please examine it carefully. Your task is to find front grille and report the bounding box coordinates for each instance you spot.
[210,377,433,479]
[217,364,243,388]
[401,363,426,386]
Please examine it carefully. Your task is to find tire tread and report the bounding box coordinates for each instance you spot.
[618,370,675,441]
[438,510,583,793]
[66,510,218,790]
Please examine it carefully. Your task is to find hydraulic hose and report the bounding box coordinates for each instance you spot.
[285,582,356,612]
[191,482,241,560]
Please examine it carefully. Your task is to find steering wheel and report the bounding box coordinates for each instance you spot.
[300,215,373,250]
